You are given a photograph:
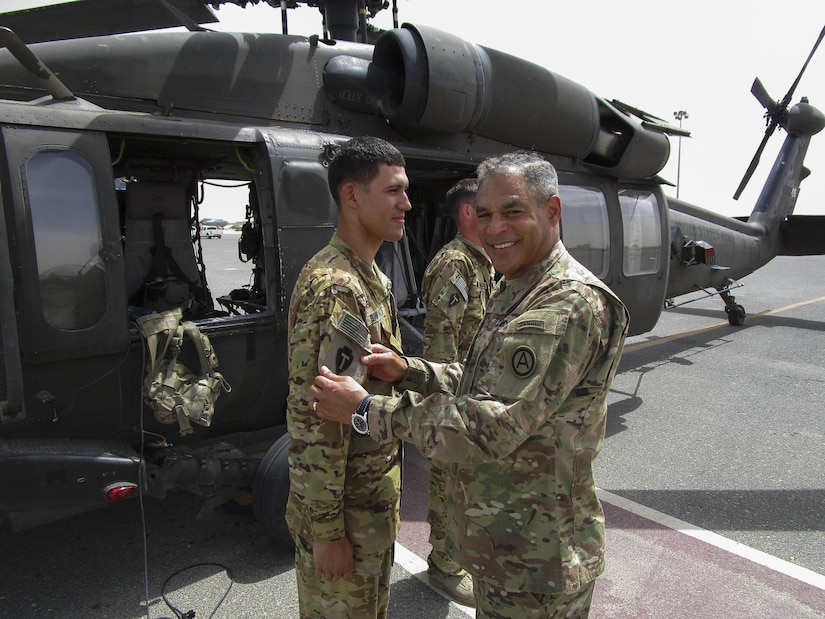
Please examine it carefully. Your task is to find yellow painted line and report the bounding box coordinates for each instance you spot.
[624,295,825,354]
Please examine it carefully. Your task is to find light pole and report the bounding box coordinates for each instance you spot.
[673,110,689,199]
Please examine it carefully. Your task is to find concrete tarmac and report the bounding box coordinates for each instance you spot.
[1,253,823,618]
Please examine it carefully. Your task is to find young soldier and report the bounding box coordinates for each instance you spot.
[286,136,410,618]
[420,178,494,605]
[311,151,630,618]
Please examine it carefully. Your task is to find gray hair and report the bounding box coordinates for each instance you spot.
[476,151,558,203]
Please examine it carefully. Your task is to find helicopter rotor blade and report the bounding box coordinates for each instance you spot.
[750,78,776,113]
[779,24,825,109]
[733,121,777,200]
[733,25,825,200]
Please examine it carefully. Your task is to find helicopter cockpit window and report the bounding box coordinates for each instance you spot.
[558,185,609,278]
[25,149,106,330]
[618,189,661,276]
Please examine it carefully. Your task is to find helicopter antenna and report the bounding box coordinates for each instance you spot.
[158,0,208,32]
[733,24,825,200]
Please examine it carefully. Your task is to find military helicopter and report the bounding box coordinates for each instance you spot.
[0,0,822,549]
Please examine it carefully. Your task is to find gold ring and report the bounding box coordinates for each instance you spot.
[312,400,318,412]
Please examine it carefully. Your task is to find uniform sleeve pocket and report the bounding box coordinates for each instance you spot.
[493,309,566,402]
[430,271,469,319]
[319,299,372,382]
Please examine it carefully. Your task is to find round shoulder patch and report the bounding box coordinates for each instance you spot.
[511,345,536,378]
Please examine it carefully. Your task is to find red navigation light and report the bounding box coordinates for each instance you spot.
[104,482,139,502]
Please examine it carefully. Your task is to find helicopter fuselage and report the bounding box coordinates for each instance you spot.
[0,24,821,542]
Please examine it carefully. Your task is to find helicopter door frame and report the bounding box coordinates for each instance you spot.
[0,126,128,363]
[259,131,337,315]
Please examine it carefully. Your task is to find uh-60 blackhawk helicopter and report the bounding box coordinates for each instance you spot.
[0,0,823,549]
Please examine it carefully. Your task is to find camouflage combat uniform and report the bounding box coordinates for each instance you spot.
[422,233,494,364]
[287,232,403,619]
[420,233,494,576]
[366,242,629,614]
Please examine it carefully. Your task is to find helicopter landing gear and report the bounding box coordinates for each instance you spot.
[720,289,746,326]
[253,431,294,551]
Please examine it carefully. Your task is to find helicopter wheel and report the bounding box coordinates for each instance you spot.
[727,304,746,326]
[253,431,294,551]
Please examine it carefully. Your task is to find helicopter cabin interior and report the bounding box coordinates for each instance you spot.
[4,123,669,350]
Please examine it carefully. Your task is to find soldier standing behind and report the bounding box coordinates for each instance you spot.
[420,178,494,606]
[311,151,630,618]
[286,136,410,618]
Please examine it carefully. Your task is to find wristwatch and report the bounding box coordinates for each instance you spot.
[352,395,374,435]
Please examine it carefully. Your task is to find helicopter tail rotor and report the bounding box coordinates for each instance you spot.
[733,25,825,200]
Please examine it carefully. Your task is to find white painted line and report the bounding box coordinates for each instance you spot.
[598,488,825,591]
[394,542,476,617]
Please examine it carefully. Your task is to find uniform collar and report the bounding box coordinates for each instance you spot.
[496,241,565,299]
[329,232,390,294]
[455,232,493,266]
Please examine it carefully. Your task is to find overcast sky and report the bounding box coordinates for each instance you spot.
[6,1,824,220]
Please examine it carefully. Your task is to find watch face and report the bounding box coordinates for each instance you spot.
[352,414,369,435]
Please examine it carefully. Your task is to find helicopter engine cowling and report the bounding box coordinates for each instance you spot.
[372,23,600,158]
[325,23,671,179]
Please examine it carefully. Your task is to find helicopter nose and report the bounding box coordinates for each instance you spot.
[788,99,825,136]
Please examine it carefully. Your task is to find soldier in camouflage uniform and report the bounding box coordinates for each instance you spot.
[310,152,629,618]
[420,178,493,605]
[286,136,410,619]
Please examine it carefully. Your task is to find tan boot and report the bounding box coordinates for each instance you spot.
[427,567,475,607]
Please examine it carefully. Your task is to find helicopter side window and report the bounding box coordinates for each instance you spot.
[25,149,106,330]
[558,185,609,278]
[618,189,661,276]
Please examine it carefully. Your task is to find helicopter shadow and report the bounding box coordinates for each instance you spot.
[604,306,824,439]
[0,491,295,619]
[665,304,825,332]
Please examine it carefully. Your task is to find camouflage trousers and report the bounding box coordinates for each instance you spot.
[295,537,394,619]
[427,458,465,577]
[474,578,596,619]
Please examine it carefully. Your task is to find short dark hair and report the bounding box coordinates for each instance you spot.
[327,136,406,205]
[444,178,478,221]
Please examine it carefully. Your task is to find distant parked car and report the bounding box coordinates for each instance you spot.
[201,225,222,239]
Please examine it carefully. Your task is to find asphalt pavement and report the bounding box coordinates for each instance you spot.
[1,248,823,618]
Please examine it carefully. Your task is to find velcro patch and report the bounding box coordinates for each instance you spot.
[450,272,469,302]
[320,308,371,384]
[337,309,370,350]
[514,318,546,330]
[511,345,537,378]
[366,306,386,326]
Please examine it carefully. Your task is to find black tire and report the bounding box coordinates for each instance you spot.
[727,304,746,326]
[253,431,294,550]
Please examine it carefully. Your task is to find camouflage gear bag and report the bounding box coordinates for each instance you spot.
[136,308,231,436]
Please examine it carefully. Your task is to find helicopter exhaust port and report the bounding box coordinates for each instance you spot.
[370,23,600,156]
